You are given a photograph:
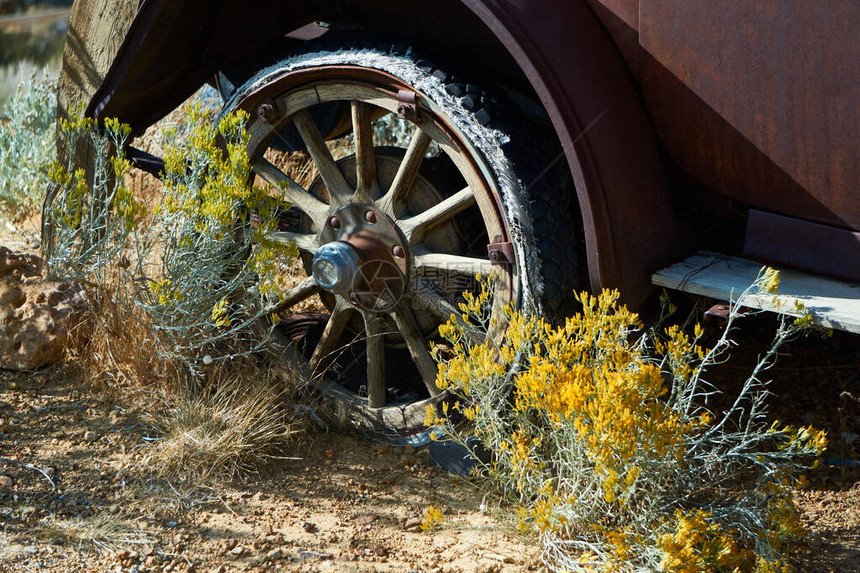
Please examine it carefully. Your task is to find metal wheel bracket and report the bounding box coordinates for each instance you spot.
[487,235,514,265]
[396,89,418,121]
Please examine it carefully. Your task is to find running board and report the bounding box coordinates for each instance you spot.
[652,251,860,334]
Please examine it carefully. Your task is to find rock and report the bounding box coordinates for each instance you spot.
[230,545,245,556]
[83,430,98,442]
[299,550,332,560]
[266,548,284,560]
[353,514,377,525]
[0,248,88,371]
[301,521,318,533]
[404,518,422,531]
[0,283,25,308]
[0,247,42,278]
[0,475,13,489]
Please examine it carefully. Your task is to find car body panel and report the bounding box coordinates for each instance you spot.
[588,0,860,232]
[84,0,858,309]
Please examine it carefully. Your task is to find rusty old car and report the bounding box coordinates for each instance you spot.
[57,0,860,436]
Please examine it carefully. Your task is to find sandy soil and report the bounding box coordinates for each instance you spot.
[0,364,544,573]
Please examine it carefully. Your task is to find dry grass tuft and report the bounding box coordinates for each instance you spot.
[30,513,152,554]
[142,363,306,482]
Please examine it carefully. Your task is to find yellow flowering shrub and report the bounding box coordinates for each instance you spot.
[430,275,826,572]
[44,98,297,375]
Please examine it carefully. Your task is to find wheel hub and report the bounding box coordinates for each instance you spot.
[312,204,410,313]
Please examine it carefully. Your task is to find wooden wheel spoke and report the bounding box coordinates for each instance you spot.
[376,129,431,215]
[413,250,495,277]
[271,276,320,314]
[411,279,458,320]
[252,156,328,228]
[399,186,475,244]
[351,101,378,203]
[411,280,483,346]
[392,304,441,397]
[268,230,319,253]
[292,109,353,206]
[362,312,387,408]
[310,298,355,373]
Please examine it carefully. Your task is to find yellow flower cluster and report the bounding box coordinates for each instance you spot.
[48,114,145,232]
[211,298,231,328]
[658,509,750,572]
[768,422,828,455]
[657,324,706,382]
[150,278,183,306]
[437,289,700,506]
[420,505,445,531]
[46,163,88,228]
[433,279,826,571]
[160,105,297,300]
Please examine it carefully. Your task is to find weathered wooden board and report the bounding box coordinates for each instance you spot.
[652,251,860,334]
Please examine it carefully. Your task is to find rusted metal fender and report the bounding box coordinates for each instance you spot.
[89,0,681,309]
[459,0,683,308]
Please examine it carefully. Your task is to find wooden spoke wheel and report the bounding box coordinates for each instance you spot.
[223,46,552,439]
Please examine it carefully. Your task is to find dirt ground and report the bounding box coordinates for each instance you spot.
[0,363,544,573]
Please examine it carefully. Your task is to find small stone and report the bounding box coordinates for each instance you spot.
[266,548,284,560]
[299,550,332,560]
[230,545,245,556]
[404,518,422,531]
[0,475,13,489]
[354,514,377,525]
[302,522,317,533]
[83,430,98,442]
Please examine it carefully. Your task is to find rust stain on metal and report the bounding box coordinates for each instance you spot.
[639,0,860,230]
[703,303,731,326]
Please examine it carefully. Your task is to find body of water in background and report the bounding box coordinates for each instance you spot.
[0,7,70,109]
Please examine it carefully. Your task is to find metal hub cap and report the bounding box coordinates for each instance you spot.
[316,203,410,313]
[311,241,361,295]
